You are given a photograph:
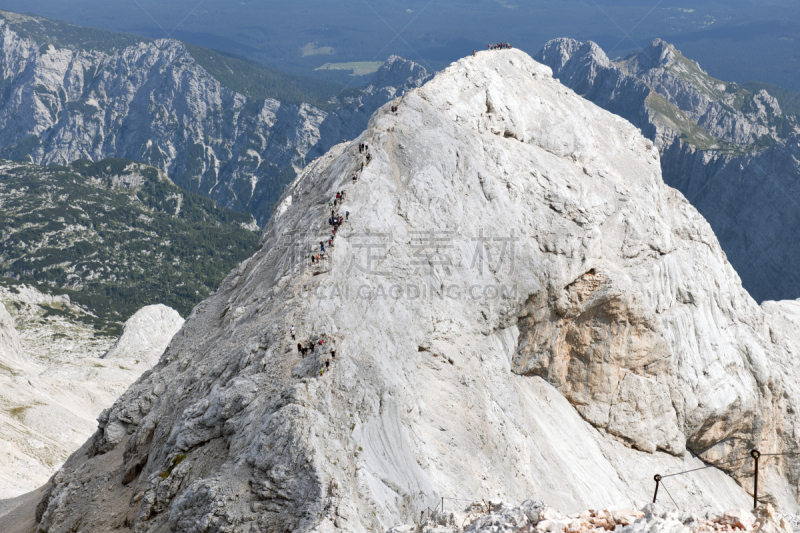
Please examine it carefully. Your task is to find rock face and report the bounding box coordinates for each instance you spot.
[535,38,800,303]
[103,305,184,366]
[0,299,24,365]
[533,39,658,144]
[0,284,181,498]
[616,39,790,147]
[537,38,799,152]
[658,137,800,303]
[27,49,800,533]
[0,11,430,225]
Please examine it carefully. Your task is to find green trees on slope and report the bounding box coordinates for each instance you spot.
[0,158,259,335]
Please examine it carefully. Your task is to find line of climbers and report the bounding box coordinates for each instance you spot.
[311,191,348,264]
[309,130,381,268]
[297,126,394,375]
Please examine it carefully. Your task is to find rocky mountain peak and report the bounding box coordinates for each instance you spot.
[0,13,431,226]
[103,305,185,366]
[536,38,611,71]
[534,38,655,140]
[368,55,431,92]
[753,89,783,117]
[618,38,694,77]
[25,47,800,532]
[647,38,677,65]
[534,37,584,70]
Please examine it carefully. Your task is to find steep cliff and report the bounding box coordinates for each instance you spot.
[24,49,800,533]
[0,10,430,225]
[659,137,800,303]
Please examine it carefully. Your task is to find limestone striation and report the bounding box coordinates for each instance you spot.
[23,49,800,533]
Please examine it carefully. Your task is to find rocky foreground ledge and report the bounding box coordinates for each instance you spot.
[391,501,797,533]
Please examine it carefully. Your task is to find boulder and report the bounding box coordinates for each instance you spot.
[103,304,184,366]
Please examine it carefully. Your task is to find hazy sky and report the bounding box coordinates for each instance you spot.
[1,0,798,90]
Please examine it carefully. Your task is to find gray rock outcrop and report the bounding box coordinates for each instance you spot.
[103,305,184,366]
[0,12,430,225]
[25,49,800,533]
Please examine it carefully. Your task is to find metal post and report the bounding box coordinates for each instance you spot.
[653,475,662,503]
[751,449,761,510]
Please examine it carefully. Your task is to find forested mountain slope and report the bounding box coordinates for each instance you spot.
[0,158,258,333]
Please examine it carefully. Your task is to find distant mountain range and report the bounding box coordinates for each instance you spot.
[536,38,800,303]
[0,158,258,333]
[0,10,431,226]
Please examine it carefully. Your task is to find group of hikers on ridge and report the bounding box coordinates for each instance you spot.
[291,326,337,377]
[314,138,375,264]
[473,43,513,56]
[311,190,348,264]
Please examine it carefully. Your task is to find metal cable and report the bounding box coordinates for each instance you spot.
[652,449,800,511]
[661,454,749,478]
[661,464,715,478]
[660,480,680,510]
[761,452,800,456]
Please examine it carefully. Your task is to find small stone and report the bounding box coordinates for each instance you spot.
[715,509,755,530]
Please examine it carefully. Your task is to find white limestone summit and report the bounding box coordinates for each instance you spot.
[25,48,800,533]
